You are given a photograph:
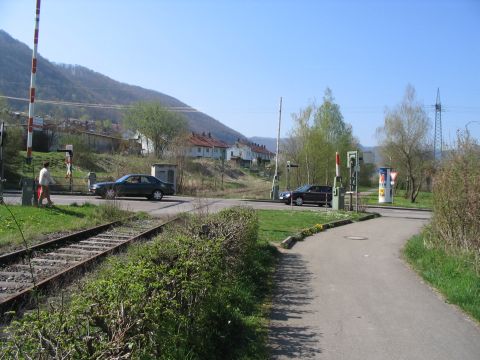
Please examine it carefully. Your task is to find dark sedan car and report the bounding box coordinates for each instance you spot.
[279,184,332,206]
[90,174,175,200]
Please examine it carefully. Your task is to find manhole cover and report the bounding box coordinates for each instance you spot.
[345,236,368,240]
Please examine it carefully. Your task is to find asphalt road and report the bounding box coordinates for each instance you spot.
[268,211,480,359]
[2,193,340,217]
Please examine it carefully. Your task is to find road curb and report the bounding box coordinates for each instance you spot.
[240,198,432,212]
[365,205,432,212]
[280,212,380,249]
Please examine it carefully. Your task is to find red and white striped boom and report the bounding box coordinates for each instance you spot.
[335,151,340,177]
[26,0,41,163]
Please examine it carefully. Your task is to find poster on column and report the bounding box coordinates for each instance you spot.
[378,167,392,203]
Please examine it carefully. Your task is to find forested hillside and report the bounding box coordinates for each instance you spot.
[0,30,245,144]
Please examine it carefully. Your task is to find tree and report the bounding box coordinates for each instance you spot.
[290,105,314,184]
[313,88,350,142]
[312,88,356,184]
[376,85,431,202]
[0,95,22,181]
[283,88,356,188]
[124,102,188,158]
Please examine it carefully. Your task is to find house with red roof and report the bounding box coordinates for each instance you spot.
[227,139,275,167]
[187,132,229,159]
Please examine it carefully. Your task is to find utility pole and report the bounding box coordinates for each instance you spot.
[434,88,443,162]
[271,97,282,199]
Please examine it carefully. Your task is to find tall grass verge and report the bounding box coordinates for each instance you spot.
[404,232,480,322]
[430,133,480,265]
[403,132,480,323]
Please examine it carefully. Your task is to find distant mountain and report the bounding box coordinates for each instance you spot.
[0,30,245,144]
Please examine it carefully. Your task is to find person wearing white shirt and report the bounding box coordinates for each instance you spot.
[38,161,55,207]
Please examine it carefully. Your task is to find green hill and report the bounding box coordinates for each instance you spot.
[0,29,245,144]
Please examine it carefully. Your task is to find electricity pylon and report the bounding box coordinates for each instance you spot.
[434,88,443,162]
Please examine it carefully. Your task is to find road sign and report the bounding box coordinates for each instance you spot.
[391,171,398,182]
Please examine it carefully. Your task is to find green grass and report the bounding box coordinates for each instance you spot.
[9,151,91,191]
[11,151,151,185]
[257,209,363,243]
[0,207,275,359]
[404,234,480,322]
[0,202,130,253]
[362,189,433,209]
[358,185,376,192]
[13,151,88,177]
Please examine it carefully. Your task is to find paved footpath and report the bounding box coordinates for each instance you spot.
[268,215,480,359]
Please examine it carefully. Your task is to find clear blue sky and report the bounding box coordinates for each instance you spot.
[1,0,479,146]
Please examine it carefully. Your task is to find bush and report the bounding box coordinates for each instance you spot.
[431,133,480,255]
[2,126,23,184]
[1,207,274,359]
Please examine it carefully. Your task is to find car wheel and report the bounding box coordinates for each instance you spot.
[152,190,163,201]
[295,197,303,206]
[105,188,116,200]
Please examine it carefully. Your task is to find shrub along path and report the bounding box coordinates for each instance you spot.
[268,214,480,359]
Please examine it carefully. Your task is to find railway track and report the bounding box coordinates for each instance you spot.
[0,217,173,319]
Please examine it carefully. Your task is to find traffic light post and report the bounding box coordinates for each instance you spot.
[286,161,299,192]
[332,152,345,210]
[286,161,299,208]
[347,150,360,212]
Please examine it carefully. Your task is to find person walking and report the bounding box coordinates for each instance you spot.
[38,161,55,207]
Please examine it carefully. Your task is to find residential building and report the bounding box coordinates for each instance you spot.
[251,143,275,165]
[227,139,274,167]
[187,132,229,159]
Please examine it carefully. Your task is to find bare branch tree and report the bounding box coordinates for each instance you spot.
[376,85,431,202]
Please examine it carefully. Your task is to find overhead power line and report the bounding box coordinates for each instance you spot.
[0,95,202,113]
[2,95,480,116]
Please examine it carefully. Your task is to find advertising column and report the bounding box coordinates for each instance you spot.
[378,167,392,203]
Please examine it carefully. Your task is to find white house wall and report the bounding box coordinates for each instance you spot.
[226,144,252,161]
[135,131,155,155]
[189,146,224,159]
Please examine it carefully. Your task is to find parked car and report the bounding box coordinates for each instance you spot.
[279,184,332,206]
[90,174,175,200]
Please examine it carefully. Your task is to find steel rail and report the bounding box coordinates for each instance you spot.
[0,218,126,266]
[0,217,176,320]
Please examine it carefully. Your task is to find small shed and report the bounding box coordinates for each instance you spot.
[151,164,177,193]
